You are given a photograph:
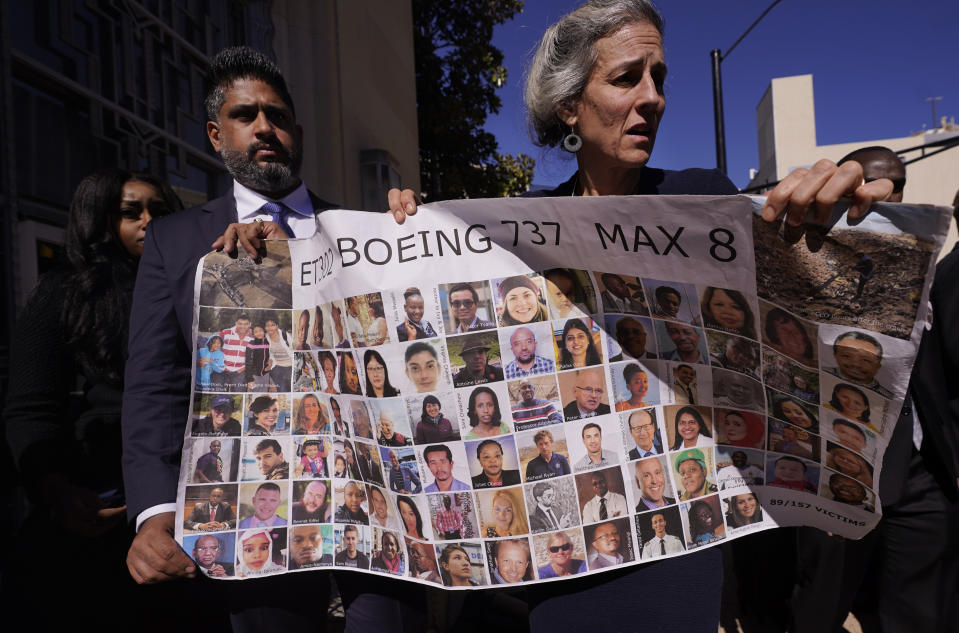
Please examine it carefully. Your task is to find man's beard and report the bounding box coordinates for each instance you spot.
[222,140,302,193]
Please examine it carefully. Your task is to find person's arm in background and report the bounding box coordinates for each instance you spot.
[122,220,197,583]
[4,277,127,536]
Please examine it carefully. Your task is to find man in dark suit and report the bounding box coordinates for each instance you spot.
[562,368,611,421]
[184,486,236,531]
[193,535,235,577]
[787,147,959,633]
[356,442,385,486]
[121,46,418,631]
[528,482,571,533]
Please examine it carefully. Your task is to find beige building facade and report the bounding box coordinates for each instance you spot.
[747,74,959,254]
[272,0,420,211]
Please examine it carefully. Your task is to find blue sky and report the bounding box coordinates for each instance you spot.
[484,0,959,190]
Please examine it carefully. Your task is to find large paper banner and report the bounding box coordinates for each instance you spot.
[177,194,949,587]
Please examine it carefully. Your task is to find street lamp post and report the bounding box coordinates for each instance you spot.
[710,0,784,175]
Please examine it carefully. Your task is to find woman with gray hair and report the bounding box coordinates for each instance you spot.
[386,0,899,628]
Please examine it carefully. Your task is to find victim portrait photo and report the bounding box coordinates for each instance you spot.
[767,419,822,461]
[236,527,287,577]
[379,445,423,494]
[359,347,405,399]
[712,408,766,450]
[584,516,635,571]
[498,321,557,380]
[189,437,240,484]
[389,285,444,342]
[506,375,564,432]
[605,313,658,361]
[541,267,597,319]
[671,446,718,501]
[574,465,629,524]
[476,486,530,538]
[238,480,289,529]
[406,391,461,444]
[457,382,513,440]
[184,532,236,577]
[191,392,244,437]
[182,483,238,533]
[516,425,572,482]
[243,393,291,435]
[762,348,821,405]
[551,316,605,371]
[491,273,550,327]
[485,537,535,585]
[291,435,330,478]
[556,366,611,422]
[593,271,649,315]
[427,491,478,540]
[370,527,406,576]
[448,330,504,388]
[767,391,820,435]
[759,301,819,368]
[610,359,663,411]
[820,373,890,434]
[291,479,332,524]
[436,541,488,587]
[707,331,760,380]
[714,447,765,490]
[697,286,758,339]
[635,505,685,560]
[398,338,452,395]
[240,436,291,481]
[532,529,588,579]
[438,280,496,334]
[291,393,330,435]
[643,278,702,325]
[369,398,414,447]
[289,524,334,570]
[654,320,710,366]
[522,476,581,534]
[343,292,392,348]
[680,494,726,548]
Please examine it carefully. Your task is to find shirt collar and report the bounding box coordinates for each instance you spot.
[233,180,313,221]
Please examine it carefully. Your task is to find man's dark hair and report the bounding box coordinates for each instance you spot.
[832,418,867,440]
[532,482,550,500]
[837,145,901,167]
[476,439,503,459]
[424,444,453,462]
[448,282,480,303]
[833,331,883,362]
[600,272,624,287]
[204,46,295,122]
[655,285,681,303]
[236,314,251,323]
[255,439,283,455]
[255,482,281,494]
[343,524,358,535]
[775,455,807,471]
[582,422,601,438]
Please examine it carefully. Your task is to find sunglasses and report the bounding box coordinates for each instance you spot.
[548,543,573,553]
[450,299,475,309]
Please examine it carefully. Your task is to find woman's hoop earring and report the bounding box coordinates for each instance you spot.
[562,131,582,153]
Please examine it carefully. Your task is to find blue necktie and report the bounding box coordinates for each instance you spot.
[260,200,294,237]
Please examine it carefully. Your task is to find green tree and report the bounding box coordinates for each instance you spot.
[414,0,534,201]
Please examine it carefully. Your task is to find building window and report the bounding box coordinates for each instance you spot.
[360,149,401,212]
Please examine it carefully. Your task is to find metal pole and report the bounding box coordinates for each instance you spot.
[711,49,727,175]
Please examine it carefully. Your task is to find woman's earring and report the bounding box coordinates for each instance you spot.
[562,129,582,153]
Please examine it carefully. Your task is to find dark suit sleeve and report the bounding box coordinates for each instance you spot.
[121,220,195,521]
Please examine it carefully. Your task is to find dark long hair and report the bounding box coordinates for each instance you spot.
[364,349,400,397]
[467,386,502,428]
[558,318,601,369]
[60,170,180,381]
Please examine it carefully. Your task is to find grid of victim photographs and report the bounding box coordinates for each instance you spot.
[183,268,900,586]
